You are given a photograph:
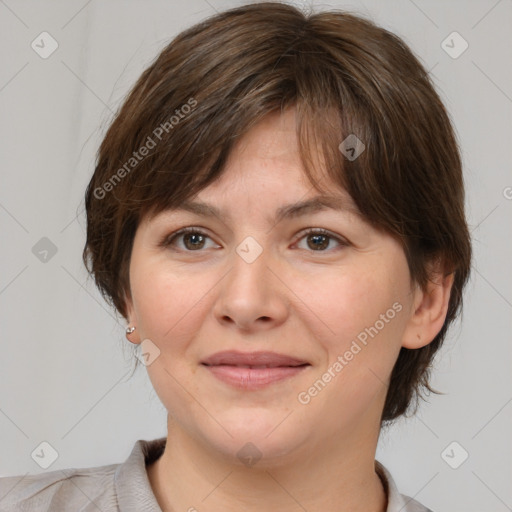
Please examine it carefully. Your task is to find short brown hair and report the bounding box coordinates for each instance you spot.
[83,2,472,423]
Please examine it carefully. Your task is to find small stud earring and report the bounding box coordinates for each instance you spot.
[125,325,138,344]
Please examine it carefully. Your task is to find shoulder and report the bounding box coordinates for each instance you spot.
[375,460,434,512]
[397,493,435,512]
[0,437,166,512]
[0,462,120,512]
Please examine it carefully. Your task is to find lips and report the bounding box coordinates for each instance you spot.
[201,350,310,390]
[201,350,309,368]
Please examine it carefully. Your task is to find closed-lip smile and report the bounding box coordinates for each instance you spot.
[201,350,310,390]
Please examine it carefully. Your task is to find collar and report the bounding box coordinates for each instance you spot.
[114,437,166,511]
[376,460,433,512]
[115,438,430,512]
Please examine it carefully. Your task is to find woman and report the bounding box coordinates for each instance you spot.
[0,2,471,511]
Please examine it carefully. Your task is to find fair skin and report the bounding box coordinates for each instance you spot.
[125,107,453,512]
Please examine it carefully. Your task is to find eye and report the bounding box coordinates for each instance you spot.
[161,227,218,251]
[161,227,349,253]
[294,228,348,252]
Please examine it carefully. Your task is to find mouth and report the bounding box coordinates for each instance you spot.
[201,350,311,390]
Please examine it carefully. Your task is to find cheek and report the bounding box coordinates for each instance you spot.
[130,261,210,417]
[294,257,411,414]
[329,262,410,392]
[131,261,212,344]
[292,261,406,351]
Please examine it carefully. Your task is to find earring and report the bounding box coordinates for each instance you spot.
[125,325,137,344]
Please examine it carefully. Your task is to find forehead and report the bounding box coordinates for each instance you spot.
[162,189,362,226]
[190,108,352,208]
[147,107,363,225]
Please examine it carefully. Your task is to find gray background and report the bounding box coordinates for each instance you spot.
[0,0,511,510]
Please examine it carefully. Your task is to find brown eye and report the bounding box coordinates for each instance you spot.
[163,228,216,251]
[306,233,329,250]
[296,228,348,252]
[182,232,206,250]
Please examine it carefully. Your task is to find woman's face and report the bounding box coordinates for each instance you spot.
[126,108,422,463]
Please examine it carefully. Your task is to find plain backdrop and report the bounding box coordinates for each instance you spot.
[0,1,511,511]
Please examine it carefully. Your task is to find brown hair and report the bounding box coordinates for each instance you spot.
[83,1,472,423]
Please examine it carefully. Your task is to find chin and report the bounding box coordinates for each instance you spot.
[198,408,311,467]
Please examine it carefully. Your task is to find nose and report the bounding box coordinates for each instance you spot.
[213,241,289,332]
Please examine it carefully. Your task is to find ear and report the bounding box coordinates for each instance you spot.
[402,263,455,349]
[124,290,141,344]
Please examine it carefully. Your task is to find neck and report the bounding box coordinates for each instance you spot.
[147,418,387,512]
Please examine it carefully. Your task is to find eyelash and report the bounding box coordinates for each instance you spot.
[161,226,348,253]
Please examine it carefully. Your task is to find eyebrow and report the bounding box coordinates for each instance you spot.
[174,195,361,224]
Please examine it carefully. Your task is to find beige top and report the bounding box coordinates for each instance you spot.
[0,437,433,511]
